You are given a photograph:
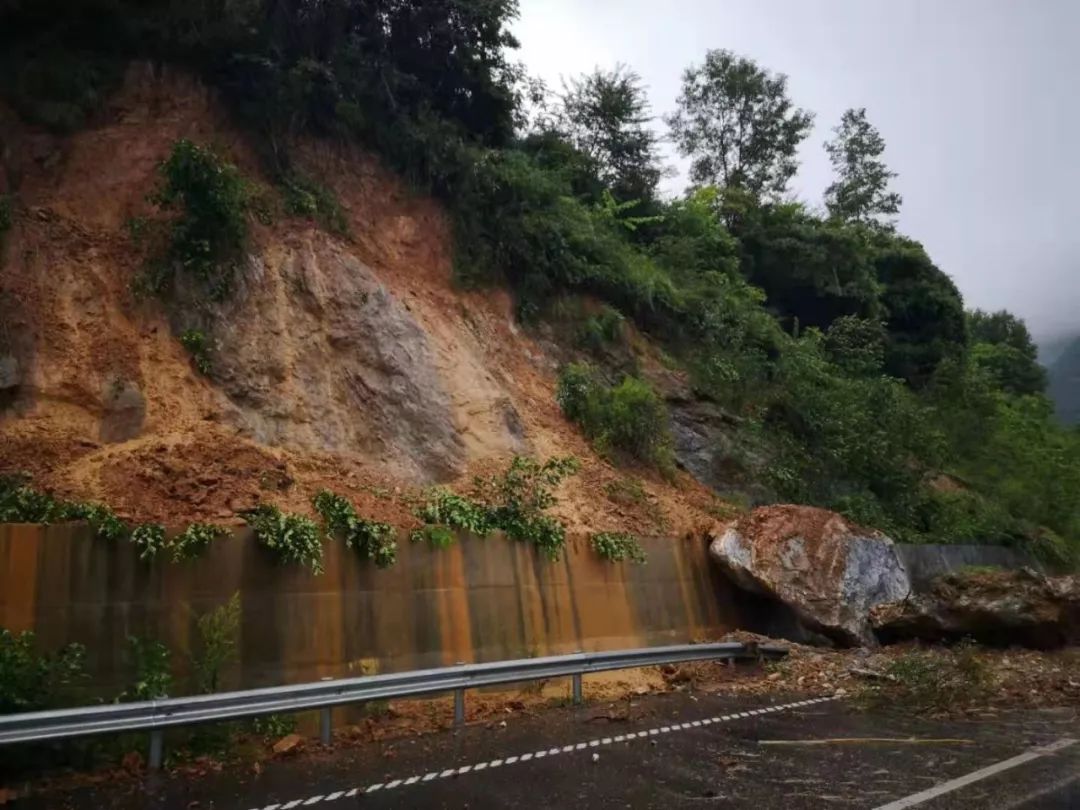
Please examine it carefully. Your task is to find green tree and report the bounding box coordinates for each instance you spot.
[665,49,814,197]
[824,107,902,227]
[737,201,882,331]
[874,240,967,388]
[559,65,663,203]
[966,309,1046,396]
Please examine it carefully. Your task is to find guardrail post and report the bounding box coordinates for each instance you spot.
[318,677,334,745]
[453,688,465,727]
[572,672,583,705]
[147,729,164,770]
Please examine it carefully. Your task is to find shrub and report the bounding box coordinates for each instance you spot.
[410,524,456,548]
[579,306,625,352]
[414,487,491,535]
[69,502,128,542]
[131,523,168,561]
[179,329,213,375]
[121,636,172,701]
[590,532,647,564]
[147,139,250,299]
[410,457,579,560]
[281,173,348,234]
[191,593,241,695]
[244,504,324,575]
[0,474,72,523]
[474,456,580,560]
[557,364,673,468]
[0,629,87,713]
[172,523,230,562]
[313,491,397,568]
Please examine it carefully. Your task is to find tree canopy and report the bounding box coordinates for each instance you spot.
[557,65,662,204]
[665,49,814,197]
[824,107,902,227]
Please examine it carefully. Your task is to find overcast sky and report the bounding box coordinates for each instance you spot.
[513,0,1078,343]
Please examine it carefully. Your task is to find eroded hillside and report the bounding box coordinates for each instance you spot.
[0,66,718,535]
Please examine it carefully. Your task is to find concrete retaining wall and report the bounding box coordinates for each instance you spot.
[896,543,1043,590]
[0,524,745,693]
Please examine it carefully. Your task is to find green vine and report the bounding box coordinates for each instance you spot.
[412,456,580,561]
[244,504,324,574]
[313,490,397,568]
[590,532,647,564]
[414,487,491,535]
[172,523,230,561]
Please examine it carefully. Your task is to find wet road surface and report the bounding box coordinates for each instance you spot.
[11,691,1080,809]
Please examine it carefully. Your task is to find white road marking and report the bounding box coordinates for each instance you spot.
[249,696,837,810]
[872,738,1078,810]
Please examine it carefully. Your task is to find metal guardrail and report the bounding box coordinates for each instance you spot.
[0,641,785,768]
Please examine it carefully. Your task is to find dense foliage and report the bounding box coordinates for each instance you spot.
[2,2,1078,564]
[557,363,673,468]
[145,139,251,300]
[0,630,86,713]
[313,490,397,568]
[413,456,579,560]
[243,504,324,574]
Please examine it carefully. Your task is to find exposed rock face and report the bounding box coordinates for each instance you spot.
[207,237,473,482]
[668,399,775,505]
[709,505,911,646]
[871,569,1080,649]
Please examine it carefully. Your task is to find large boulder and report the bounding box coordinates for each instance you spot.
[709,505,911,646]
[871,568,1080,649]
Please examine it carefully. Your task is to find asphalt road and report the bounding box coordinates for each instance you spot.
[11,691,1080,809]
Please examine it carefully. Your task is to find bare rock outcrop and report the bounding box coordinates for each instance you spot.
[207,237,472,482]
[870,568,1080,649]
[709,505,911,646]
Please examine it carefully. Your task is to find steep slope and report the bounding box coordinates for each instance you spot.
[1048,335,1080,424]
[0,65,719,535]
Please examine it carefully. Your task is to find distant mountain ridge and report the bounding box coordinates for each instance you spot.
[1048,335,1080,424]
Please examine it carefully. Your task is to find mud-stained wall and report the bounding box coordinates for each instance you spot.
[0,524,743,692]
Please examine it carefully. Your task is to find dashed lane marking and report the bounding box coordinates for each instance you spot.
[246,696,840,809]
